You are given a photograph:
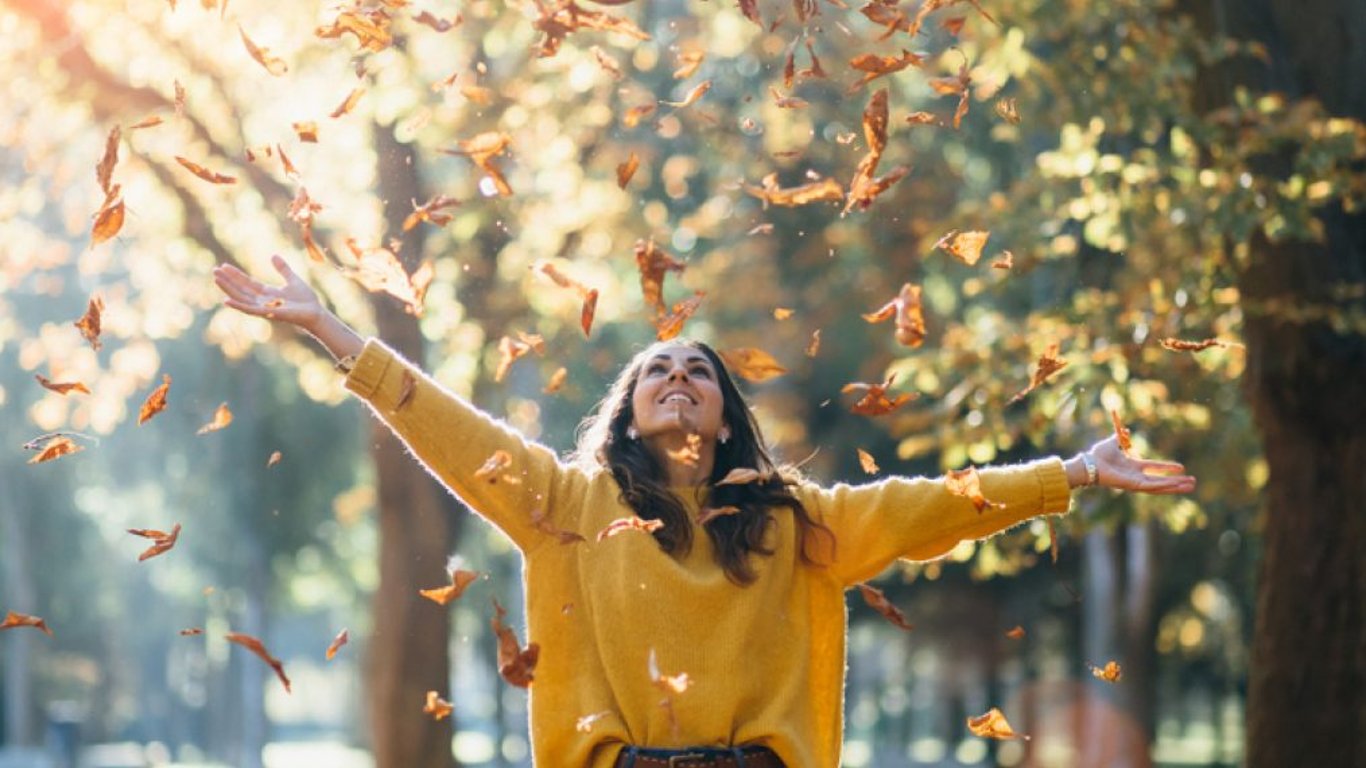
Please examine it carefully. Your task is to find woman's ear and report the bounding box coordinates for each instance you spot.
[718,425,731,444]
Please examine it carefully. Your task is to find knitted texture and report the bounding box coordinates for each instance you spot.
[345,339,1073,767]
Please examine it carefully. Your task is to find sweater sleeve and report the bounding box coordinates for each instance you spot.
[802,458,1073,586]
[343,338,587,553]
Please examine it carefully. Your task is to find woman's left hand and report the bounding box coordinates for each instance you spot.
[1070,435,1197,494]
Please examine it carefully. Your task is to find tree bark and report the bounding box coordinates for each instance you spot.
[363,120,460,768]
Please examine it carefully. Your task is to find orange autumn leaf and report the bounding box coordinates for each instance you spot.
[91,197,126,245]
[175,156,237,185]
[412,10,462,32]
[239,25,288,75]
[696,505,741,525]
[744,173,844,208]
[622,103,657,128]
[929,59,973,129]
[424,690,454,720]
[1091,660,1123,683]
[127,523,181,562]
[773,307,794,320]
[1005,625,1026,640]
[179,628,205,637]
[1007,343,1069,404]
[402,194,461,231]
[716,467,771,486]
[329,87,366,119]
[842,375,915,416]
[992,250,1015,269]
[474,449,517,484]
[633,238,686,316]
[492,599,540,688]
[293,121,319,143]
[494,333,544,383]
[847,50,924,92]
[1110,409,1134,455]
[35,374,90,396]
[0,611,53,637]
[617,152,640,188]
[267,450,283,468]
[905,111,940,126]
[935,229,990,265]
[530,508,587,545]
[672,50,704,79]
[315,6,394,52]
[343,242,432,315]
[967,707,1029,740]
[770,86,809,109]
[596,516,665,542]
[863,283,925,347]
[666,433,702,468]
[226,632,291,693]
[662,79,711,108]
[845,89,908,213]
[944,466,1005,512]
[442,131,513,196]
[323,629,349,660]
[25,435,84,465]
[419,563,480,606]
[941,15,967,35]
[857,583,914,631]
[74,295,104,351]
[531,0,650,59]
[534,260,599,337]
[1048,516,1060,565]
[138,374,172,426]
[806,329,822,357]
[857,448,879,475]
[655,292,705,341]
[718,347,787,382]
[96,125,120,195]
[543,366,569,394]
[591,45,624,79]
[277,144,299,178]
[994,97,1020,124]
[648,648,692,696]
[196,402,233,435]
[1159,337,1238,352]
[859,2,913,37]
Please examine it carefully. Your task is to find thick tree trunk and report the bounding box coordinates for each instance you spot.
[364,121,460,768]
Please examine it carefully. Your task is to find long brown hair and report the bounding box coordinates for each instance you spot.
[572,339,835,584]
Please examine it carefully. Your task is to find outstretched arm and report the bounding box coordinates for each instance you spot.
[213,255,363,363]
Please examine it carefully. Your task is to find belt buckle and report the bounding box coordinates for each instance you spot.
[667,754,708,768]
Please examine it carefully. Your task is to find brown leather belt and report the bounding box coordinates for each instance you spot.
[614,745,783,768]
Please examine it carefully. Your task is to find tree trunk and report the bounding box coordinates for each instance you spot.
[364,120,460,768]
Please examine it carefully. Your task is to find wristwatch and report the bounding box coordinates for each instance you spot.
[1081,451,1099,487]
[334,354,358,375]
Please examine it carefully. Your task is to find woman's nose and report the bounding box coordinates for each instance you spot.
[667,366,689,382]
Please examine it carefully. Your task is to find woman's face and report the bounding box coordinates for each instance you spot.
[629,344,727,441]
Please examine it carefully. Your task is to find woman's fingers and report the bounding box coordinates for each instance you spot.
[1138,459,1186,475]
[271,254,303,286]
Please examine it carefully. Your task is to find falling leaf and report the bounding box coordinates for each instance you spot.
[128,115,163,133]
[935,230,990,265]
[847,50,924,92]
[226,632,292,692]
[530,508,586,545]
[857,449,879,474]
[737,0,762,26]
[534,260,599,337]
[35,374,90,396]
[945,467,1005,512]
[315,6,394,52]
[91,196,125,245]
[633,239,687,317]
[663,80,711,108]
[992,251,1015,269]
[329,87,365,119]
[1005,625,1026,640]
[138,374,172,426]
[343,242,432,315]
[474,449,517,484]
[1090,660,1123,683]
[543,367,568,394]
[1048,517,1060,565]
[402,194,461,231]
[928,58,974,129]
[596,516,665,542]
[666,433,702,467]
[842,375,915,416]
[267,450,283,468]
[179,628,205,636]
[238,25,288,76]
[591,46,624,79]
[942,15,967,35]
[0,611,52,637]
[994,97,1020,124]
[73,295,104,351]
[769,86,809,109]
[845,89,908,213]
[718,347,787,382]
[25,435,84,465]
[616,152,640,188]
[424,691,454,720]
[530,1,650,59]
[1007,343,1068,404]
[1110,409,1134,455]
[419,562,480,606]
[173,79,187,118]
[647,648,691,740]
[576,711,611,733]
[1159,337,1238,352]
[127,523,182,562]
[857,583,914,631]
[967,708,1029,740]
[293,121,319,143]
[491,599,539,688]
[494,334,544,383]
[673,49,704,79]
[696,505,741,525]
[441,132,513,196]
[175,156,237,185]
[655,292,705,341]
[748,222,775,235]
[716,467,770,486]
[196,403,233,435]
[745,173,844,208]
[773,307,794,320]
[905,111,940,126]
[863,283,925,347]
[622,103,657,128]
[96,125,120,195]
[806,329,822,357]
[412,11,462,32]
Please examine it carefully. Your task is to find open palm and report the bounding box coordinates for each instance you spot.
[213,255,323,330]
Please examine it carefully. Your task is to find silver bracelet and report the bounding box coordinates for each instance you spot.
[334,354,358,374]
[1081,451,1099,487]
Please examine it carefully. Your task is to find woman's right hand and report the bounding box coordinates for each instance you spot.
[213,255,324,332]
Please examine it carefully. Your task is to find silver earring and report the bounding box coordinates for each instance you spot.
[718,428,730,444]
[626,426,639,440]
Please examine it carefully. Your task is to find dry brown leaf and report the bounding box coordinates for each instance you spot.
[773,307,794,320]
[530,508,586,545]
[329,87,365,119]
[442,132,513,196]
[267,450,283,468]
[0,611,52,637]
[617,152,640,188]
[1007,343,1068,404]
[718,347,787,382]
[848,50,924,92]
[196,402,233,435]
[531,0,650,58]
[696,505,741,525]
[492,599,540,688]
[1110,409,1133,456]
[180,628,205,637]
[770,86,809,109]
[806,329,822,357]
[945,466,1005,512]
[238,25,288,76]
[474,449,517,484]
[97,125,120,195]
[745,173,844,208]
[967,707,1028,740]
[419,563,480,606]
[994,97,1020,124]
[127,523,182,562]
[663,80,711,108]
[35,374,90,396]
[91,196,126,246]
[25,435,84,465]
[1090,660,1123,683]
[863,283,925,347]
[666,433,702,467]
[857,448,879,475]
[673,49,704,79]
[905,111,940,126]
[325,628,349,661]
[842,375,915,416]
[175,156,237,185]
[424,691,454,720]
[293,121,319,143]
[591,46,623,79]
[1005,625,1026,640]
[315,6,394,52]
[654,292,705,342]
[622,103,657,128]
[226,632,292,693]
[596,516,665,542]
[403,194,462,231]
[138,374,172,426]
[935,229,990,265]
[716,467,770,486]
[343,242,432,315]
[494,334,544,383]
[1159,337,1238,352]
[857,583,914,631]
[991,250,1015,269]
[412,10,462,32]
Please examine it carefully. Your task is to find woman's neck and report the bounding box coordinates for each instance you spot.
[646,432,715,487]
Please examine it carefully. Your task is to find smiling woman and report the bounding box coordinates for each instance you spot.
[212,255,1196,768]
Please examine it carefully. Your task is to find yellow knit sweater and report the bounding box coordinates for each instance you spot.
[345,339,1073,768]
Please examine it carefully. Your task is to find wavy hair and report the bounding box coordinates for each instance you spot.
[571,339,835,584]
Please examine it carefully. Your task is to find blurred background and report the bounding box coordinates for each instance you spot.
[0,0,1361,767]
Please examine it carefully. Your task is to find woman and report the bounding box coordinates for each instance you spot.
[214,256,1195,768]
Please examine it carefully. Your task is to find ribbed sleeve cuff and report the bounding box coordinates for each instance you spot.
[343,338,395,401]
[1036,456,1073,515]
